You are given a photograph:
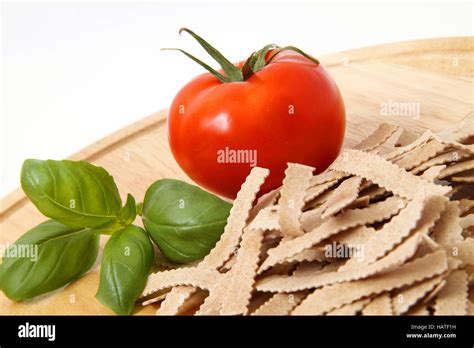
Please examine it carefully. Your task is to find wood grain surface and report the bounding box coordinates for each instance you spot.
[1,37,473,315]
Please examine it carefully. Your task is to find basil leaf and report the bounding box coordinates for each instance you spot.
[142,179,232,263]
[96,225,154,315]
[0,220,99,301]
[21,159,122,228]
[117,194,137,226]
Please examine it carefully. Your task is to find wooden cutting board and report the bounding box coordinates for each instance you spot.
[1,37,473,315]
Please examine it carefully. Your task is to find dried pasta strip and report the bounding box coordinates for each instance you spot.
[431,201,463,246]
[220,229,265,315]
[257,233,422,293]
[434,133,474,154]
[438,159,474,179]
[394,139,447,170]
[250,188,280,217]
[305,187,334,208]
[353,123,400,151]
[355,195,446,267]
[259,196,404,273]
[327,298,371,315]
[300,206,326,232]
[310,170,348,186]
[362,293,392,315]
[277,248,327,267]
[331,149,451,199]
[156,167,269,314]
[198,228,265,315]
[385,131,433,161]
[142,268,219,296]
[395,129,421,147]
[142,293,169,306]
[332,226,376,246]
[436,113,474,143]
[248,207,279,232]
[421,165,446,181]
[194,270,234,315]
[414,195,448,235]
[252,293,306,315]
[305,180,339,203]
[279,163,314,237]
[345,196,370,210]
[292,250,448,315]
[359,185,387,202]
[434,270,468,315]
[411,149,471,174]
[202,167,269,268]
[354,194,426,266]
[321,176,363,219]
[392,275,444,315]
[260,237,322,276]
[446,238,474,266]
[156,286,196,315]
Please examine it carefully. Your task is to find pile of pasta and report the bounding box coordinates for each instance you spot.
[141,116,473,315]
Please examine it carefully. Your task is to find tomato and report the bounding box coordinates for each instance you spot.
[167,29,345,199]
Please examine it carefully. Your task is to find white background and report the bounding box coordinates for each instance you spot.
[1,0,473,196]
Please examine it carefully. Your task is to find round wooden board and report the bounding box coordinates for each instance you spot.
[1,37,473,315]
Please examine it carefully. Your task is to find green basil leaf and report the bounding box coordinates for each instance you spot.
[142,179,232,263]
[21,159,122,228]
[96,225,154,315]
[0,220,99,301]
[117,194,137,226]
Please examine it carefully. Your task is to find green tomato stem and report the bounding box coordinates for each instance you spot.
[163,29,319,83]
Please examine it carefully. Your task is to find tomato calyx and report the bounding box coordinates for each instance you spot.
[163,28,320,83]
[241,44,276,80]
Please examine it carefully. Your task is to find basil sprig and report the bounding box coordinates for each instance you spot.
[0,159,231,315]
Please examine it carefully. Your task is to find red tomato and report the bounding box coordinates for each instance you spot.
[168,36,345,199]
